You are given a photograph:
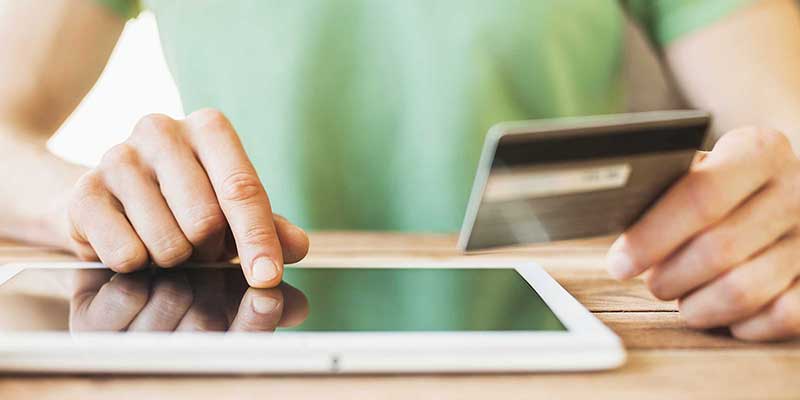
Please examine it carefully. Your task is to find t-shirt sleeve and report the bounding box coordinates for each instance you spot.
[95,0,142,19]
[624,0,755,46]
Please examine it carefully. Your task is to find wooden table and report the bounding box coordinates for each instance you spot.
[1,232,798,399]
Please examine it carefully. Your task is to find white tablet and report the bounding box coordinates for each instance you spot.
[0,259,625,374]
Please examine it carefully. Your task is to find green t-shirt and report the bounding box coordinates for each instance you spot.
[94,1,749,330]
[98,0,749,233]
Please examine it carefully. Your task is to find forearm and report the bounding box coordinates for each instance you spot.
[0,125,87,248]
[666,0,800,151]
[0,0,123,248]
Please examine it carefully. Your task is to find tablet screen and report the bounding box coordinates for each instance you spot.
[0,267,565,333]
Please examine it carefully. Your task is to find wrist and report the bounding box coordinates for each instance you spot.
[0,172,77,250]
[0,134,86,249]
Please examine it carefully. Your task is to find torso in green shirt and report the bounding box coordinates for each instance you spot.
[96,0,748,331]
[102,0,747,233]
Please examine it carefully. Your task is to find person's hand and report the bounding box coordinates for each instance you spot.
[69,268,309,332]
[607,127,800,341]
[65,109,309,288]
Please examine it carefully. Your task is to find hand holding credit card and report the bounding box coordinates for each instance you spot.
[459,110,710,251]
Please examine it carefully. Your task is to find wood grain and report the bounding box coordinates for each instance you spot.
[599,311,800,350]
[1,232,799,399]
[2,351,799,400]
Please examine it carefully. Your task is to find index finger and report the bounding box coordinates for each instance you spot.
[607,129,791,280]
[183,109,283,288]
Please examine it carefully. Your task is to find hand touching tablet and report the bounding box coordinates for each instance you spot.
[66,110,309,288]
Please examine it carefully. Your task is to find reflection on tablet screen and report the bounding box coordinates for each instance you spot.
[0,267,565,333]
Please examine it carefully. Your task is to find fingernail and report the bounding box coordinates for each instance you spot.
[251,257,278,283]
[607,238,637,280]
[251,296,279,314]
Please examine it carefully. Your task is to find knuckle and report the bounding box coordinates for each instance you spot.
[693,232,734,273]
[717,126,757,149]
[757,129,794,171]
[219,171,264,203]
[129,115,185,160]
[67,174,108,240]
[100,143,141,170]
[684,171,725,223]
[150,236,193,268]
[187,108,232,131]
[240,224,278,246]
[104,243,149,273]
[752,128,790,153]
[185,206,227,243]
[73,171,104,194]
[69,173,105,213]
[133,113,178,138]
[719,275,755,313]
[728,127,793,169]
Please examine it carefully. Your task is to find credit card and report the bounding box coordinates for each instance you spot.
[458,110,710,251]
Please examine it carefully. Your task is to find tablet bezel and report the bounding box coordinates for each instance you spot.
[0,258,626,373]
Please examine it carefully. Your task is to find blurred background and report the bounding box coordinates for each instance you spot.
[47,11,183,167]
[48,10,684,167]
